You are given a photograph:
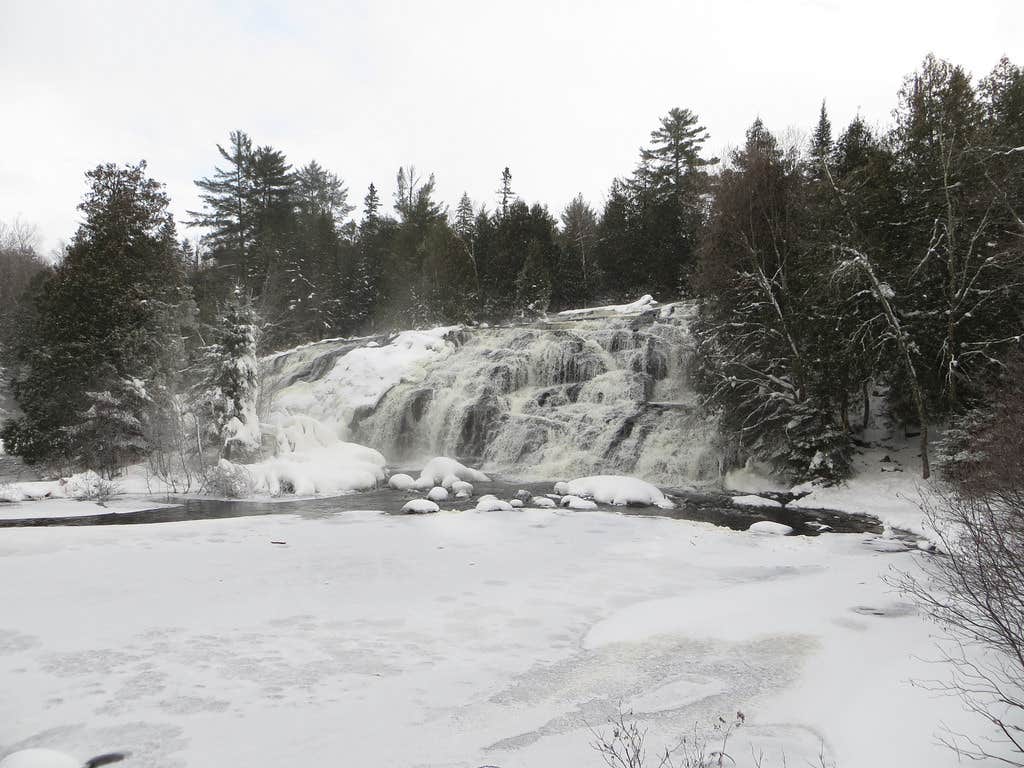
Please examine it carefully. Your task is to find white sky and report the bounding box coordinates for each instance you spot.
[2,0,1022,253]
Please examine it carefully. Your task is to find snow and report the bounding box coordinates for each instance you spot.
[529,496,556,508]
[399,498,439,514]
[426,486,449,502]
[416,457,490,486]
[557,294,658,318]
[239,441,386,497]
[0,510,990,768]
[748,520,793,535]
[0,483,26,503]
[559,494,598,510]
[0,749,80,768]
[269,327,460,441]
[556,475,674,508]
[789,430,937,536]
[732,494,783,508]
[387,473,415,491]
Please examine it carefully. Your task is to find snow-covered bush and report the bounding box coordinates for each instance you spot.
[203,459,254,499]
[65,470,119,501]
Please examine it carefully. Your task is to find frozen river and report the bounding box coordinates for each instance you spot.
[0,504,990,767]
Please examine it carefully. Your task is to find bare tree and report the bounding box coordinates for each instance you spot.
[896,486,1024,765]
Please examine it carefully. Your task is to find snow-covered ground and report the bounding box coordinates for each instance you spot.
[0,508,993,768]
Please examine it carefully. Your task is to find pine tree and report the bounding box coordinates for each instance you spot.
[497,167,514,218]
[3,162,190,469]
[189,131,254,259]
[194,289,262,461]
[454,192,475,240]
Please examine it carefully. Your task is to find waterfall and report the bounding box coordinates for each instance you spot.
[262,302,720,488]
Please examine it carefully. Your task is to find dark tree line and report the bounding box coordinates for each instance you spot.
[695,55,1024,481]
[1,54,1022,484]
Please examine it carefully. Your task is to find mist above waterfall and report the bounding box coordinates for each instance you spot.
[264,302,719,488]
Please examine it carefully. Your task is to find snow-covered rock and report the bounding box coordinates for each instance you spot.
[748,520,794,536]
[400,499,440,514]
[557,294,658,318]
[560,495,598,510]
[451,480,474,498]
[388,473,415,491]
[529,496,556,508]
[514,489,532,503]
[242,441,386,497]
[427,486,449,502]
[417,457,490,486]
[410,476,433,491]
[475,498,514,512]
[440,473,461,490]
[556,475,674,508]
[0,483,26,503]
[510,499,523,508]
[732,494,783,508]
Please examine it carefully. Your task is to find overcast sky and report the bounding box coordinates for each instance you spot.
[2,0,1023,253]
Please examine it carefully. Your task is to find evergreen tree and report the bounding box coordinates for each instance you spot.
[556,194,598,308]
[497,167,514,219]
[3,162,190,468]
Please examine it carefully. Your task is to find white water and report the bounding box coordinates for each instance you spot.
[262,302,720,487]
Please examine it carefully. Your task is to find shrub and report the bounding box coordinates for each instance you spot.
[203,459,254,498]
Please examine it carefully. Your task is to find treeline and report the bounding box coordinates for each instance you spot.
[182,108,714,347]
[1,53,1022,484]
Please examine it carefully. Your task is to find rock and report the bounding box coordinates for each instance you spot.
[427,486,449,502]
[530,496,556,508]
[400,499,440,514]
[510,499,523,507]
[514,489,532,503]
[440,473,461,490]
[387,473,415,491]
[748,520,794,536]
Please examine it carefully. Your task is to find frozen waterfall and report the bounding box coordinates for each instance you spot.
[261,302,720,487]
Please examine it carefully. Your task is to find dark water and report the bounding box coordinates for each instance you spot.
[0,474,882,536]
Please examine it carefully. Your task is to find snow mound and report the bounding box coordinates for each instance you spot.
[558,294,657,318]
[400,498,440,514]
[475,497,514,512]
[417,457,490,486]
[529,496,556,508]
[555,475,674,508]
[748,520,793,536]
[388,473,415,491]
[242,441,386,497]
[0,483,27,503]
[560,495,598,510]
[510,499,523,507]
[0,749,80,768]
[427,486,449,502]
[732,494,783,508]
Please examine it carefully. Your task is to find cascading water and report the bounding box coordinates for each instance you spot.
[261,302,720,488]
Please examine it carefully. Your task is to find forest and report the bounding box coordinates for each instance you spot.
[1,53,1022,486]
